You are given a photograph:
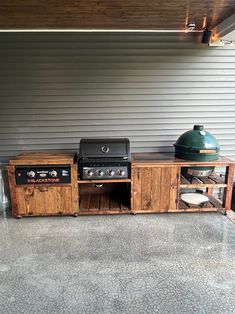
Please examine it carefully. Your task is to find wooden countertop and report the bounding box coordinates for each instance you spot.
[8,152,76,165]
[131,152,235,166]
[8,151,235,167]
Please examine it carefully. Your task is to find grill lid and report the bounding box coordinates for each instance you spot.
[79,138,130,160]
[174,125,220,161]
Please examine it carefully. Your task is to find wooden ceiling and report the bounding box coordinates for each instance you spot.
[0,0,235,30]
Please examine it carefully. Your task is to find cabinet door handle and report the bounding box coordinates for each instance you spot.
[39,187,48,192]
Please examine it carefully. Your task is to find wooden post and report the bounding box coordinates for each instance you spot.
[223,164,235,211]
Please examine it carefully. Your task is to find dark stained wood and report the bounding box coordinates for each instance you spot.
[191,177,204,185]
[141,168,152,211]
[132,168,142,212]
[7,165,18,216]
[160,167,171,211]
[89,194,100,211]
[179,200,189,210]
[132,165,179,213]
[71,164,79,214]
[0,0,234,30]
[209,174,225,184]
[110,198,120,211]
[132,154,235,167]
[8,152,75,166]
[180,175,191,185]
[170,167,179,210]
[180,172,227,189]
[200,177,214,184]
[79,193,130,213]
[7,152,78,217]
[150,167,161,211]
[80,194,91,211]
[100,194,110,210]
[223,164,235,211]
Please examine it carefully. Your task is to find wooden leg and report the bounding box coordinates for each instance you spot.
[223,164,235,211]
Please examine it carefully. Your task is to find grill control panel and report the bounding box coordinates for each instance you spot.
[79,162,130,180]
[15,166,71,185]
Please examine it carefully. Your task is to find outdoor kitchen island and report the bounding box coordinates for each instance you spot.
[7,152,235,217]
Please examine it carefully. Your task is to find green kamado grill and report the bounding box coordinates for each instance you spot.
[174,125,220,178]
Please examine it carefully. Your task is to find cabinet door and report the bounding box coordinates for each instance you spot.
[15,186,72,216]
[132,166,179,212]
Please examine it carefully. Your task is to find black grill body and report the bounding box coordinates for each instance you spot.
[78,138,131,180]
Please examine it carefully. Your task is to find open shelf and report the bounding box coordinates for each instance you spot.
[180,173,227,188]
[78,181,131,215]
[177,192,223,212]
[79,193,131,214]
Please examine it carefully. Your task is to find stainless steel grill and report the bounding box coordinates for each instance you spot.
[78,138,131,180]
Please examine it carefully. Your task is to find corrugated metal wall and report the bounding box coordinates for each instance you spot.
[0,32,235,162]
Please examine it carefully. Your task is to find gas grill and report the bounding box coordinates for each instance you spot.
[78,138,131,180]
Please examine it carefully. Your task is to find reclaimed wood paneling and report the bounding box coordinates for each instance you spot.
[0,0,234,29]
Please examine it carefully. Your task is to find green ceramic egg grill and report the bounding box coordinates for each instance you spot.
[174,125,220,178]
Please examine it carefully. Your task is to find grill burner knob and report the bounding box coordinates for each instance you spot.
[50,170,58,178]
[27,171,35,178]
[107,170,115,177]
[97,170,104,177]
[117,169,125,177]
[85,170,94,177]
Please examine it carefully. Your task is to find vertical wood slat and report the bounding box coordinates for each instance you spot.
[223,164,235,210]
[71,164,79,214]
[88,194,100,211]
[151,167,161,211]
[100,194,110,210]
[160,167,171,211]
[133,168,142,212]
[79,194,91,211]
[7,165,18,215]
[141,167,152,211]
[169,167,179,210]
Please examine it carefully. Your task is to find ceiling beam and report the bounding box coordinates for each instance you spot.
[212,12,235,39]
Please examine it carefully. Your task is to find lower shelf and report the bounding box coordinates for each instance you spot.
[178,193,223,212]
[79,193,131,215]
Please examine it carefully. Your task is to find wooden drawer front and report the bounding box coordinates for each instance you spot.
[132,166,179,212]
[15,186,72,215]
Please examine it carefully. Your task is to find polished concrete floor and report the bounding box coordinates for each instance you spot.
[0,212,235,314]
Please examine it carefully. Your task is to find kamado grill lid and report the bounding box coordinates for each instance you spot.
[174,125,220,161]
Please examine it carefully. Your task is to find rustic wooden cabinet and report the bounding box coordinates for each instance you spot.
[7,152,78,217]
[132,153,235,214]
[7,151,235,217]
[14,186,72,216]
[132,165,179,213]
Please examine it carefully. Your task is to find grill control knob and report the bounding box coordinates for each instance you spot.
[117,169,125,177]
[107,170,115,177]
[27,171,36,178]
[97,170,104,177]
[85,170,94,177]
[50,170,57,178]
